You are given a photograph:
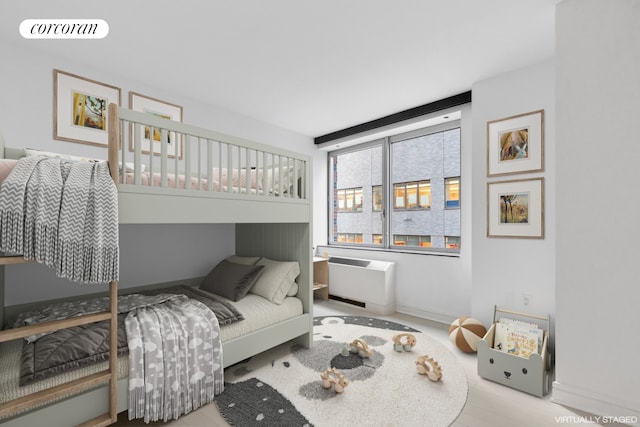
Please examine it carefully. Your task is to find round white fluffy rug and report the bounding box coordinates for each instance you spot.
[217,315,468,427]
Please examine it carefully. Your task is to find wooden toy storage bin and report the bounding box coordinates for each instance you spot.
[477,306,551,397]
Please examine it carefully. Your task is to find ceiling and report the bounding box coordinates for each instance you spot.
[1,0,560,138]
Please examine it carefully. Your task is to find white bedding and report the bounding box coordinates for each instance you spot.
[219,294,303,342]
[122,165,301,197]
[0,293,303,419]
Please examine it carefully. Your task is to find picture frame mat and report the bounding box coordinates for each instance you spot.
[487,177,544,239]
[487,109,544,177]
[54,69,121,147]
[129,92,183,159]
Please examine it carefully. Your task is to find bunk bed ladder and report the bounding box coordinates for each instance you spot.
[0,115,122,426]
[0,257,119,426]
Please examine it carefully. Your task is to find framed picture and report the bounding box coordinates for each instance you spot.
[129,92,183,159]
[487,178,544,239]
[54,69,121,147]
[486,109,544,177]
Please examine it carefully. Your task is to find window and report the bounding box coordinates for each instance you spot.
[393,235,431,247]
[329,144,383,246]
[394,183,406,209]
[328,118,461,253]
[445,236,460,249]
[393,181,430,209]
[445,178,460,208]
[337,233,363,243]
[336,187,363,212]
[372,186,383,211]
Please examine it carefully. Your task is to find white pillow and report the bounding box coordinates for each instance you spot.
[250,257,300,304]
[24,148,99,162]
[120,161,146,173]
[265,165,296,193]
[226,255,261,265]
[287,281,299,297]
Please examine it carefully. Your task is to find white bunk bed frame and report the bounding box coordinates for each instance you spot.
[0,103,313,426]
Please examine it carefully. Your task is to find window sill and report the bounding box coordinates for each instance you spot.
[325,243,460,258]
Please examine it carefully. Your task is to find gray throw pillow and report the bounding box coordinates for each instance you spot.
[201,260,265,301]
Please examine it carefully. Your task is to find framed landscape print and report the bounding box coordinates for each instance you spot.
[486,109,544,177]
[129,92,183,159]
[487,177,544,239]
[54,69,121,147]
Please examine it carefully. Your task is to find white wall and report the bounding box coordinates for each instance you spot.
[0,40,315,305]
[315,103,473,323]
[1,35,557,331]
[315,61,556,328]
[4,3,638,418]
[553,0,640,420]
[470,61,556,335]
[0,45,314,161]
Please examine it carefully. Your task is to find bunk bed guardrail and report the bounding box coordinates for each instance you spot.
[107,103,310,204]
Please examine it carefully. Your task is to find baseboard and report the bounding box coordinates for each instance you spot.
[328,294,366,308]
[551,381,640,425]
[395,304,456,326]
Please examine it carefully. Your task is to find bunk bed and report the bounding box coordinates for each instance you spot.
[0,103,313,426]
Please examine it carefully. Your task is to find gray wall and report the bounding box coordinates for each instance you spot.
[5,224,233,305]
[553,0,640,419]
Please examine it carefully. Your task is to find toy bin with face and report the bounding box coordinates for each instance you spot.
[477,307,551,397]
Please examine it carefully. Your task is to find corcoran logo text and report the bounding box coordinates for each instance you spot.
[19,19,109,39]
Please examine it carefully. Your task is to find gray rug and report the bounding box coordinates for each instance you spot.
[216,316,468,427]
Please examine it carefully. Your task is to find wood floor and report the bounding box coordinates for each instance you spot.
[114,298,613,427]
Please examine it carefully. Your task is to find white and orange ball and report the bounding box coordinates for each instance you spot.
[448,316,487,353]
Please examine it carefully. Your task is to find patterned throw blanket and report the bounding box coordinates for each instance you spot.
[0,156,118,283]
[14,291,225,422]
[125,294,224,423]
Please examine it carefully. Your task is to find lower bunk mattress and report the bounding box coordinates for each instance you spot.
[0,288,304,421]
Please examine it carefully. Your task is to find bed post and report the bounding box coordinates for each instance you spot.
[0,265,4,330]
[108,103,119,184]
[107,102,119,425]
[108,279,118,424]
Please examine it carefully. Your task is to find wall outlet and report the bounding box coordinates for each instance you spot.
[523,294,531,306]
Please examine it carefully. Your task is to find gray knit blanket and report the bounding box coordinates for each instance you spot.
[13,291,224,422]
[0,156,118,284]
[125,294,224,423]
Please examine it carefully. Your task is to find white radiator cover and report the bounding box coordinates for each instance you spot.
[328,257,396,315]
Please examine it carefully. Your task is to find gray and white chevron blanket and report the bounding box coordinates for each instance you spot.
[125,294,224,423]
[0,156,118,283]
